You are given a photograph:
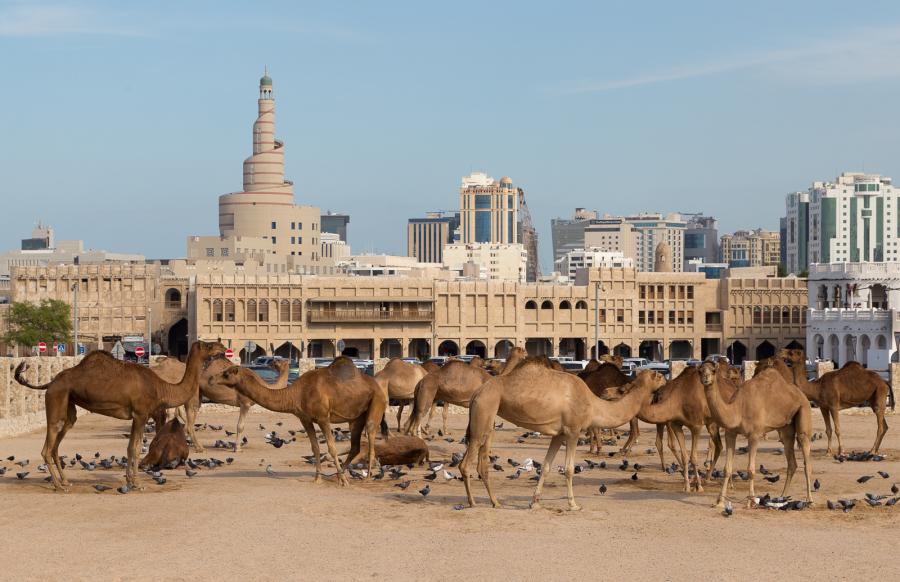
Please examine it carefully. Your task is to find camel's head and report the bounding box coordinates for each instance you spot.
[192,341,228,366]
[210,365,243,387]
[781,348,805,365]
[469,356,485,368]
[599,354,624,369]
[269,359,290,376]
[699,362,716,386]
[508,347,527,361]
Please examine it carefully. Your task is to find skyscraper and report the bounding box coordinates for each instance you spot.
[321,211,350,242]
[458,172,519,244]
[784,191,810,274]
[550,208,598,264]
[683,215,719,267]
[407,212,459,263]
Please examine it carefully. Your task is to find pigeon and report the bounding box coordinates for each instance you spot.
[878,471,890,479]
[507,471,521,480]
[494,422,504,430]
[117,485,130,494]
[599,483,607,495]
[153,475,167,485]
[453,504,466,510]
[631,472,638,481]
[429,462,444,472]
[759,464,770,476]
[15,459,29,467]
[599,461,607,469]
[348,468,365,480]
[185,469,198,478]
[5,455,14,461]
[419,484,430,497]
[265,465,276,476]
[633,463,642,471]
[723,500,733,517]
[16,472,28,479]
[508,458,520,467]
[857,475,874,484]
[225,430,235,436]
[764,475,780,484]
[37,463,48,473]
[443,470,455,481]
[423,472,437,482]
[394,481,411,490]
[492,464,504,472]
[389,467,407,480]
[826,500,836,510]
[886,497,899,507]
[226,457,234,465]
[813,479,820,492]
[187,459,199,470]
[892,483,899,495]
[0,467,6,475]
[449,452,463,468]
[838,499,855,512]
[93,484,112,492]
[865,498,881,507]
[80,460,96,471]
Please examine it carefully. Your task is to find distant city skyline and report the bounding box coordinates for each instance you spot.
[3,1,900,270]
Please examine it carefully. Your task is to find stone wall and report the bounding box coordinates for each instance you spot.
[0,356,84,438]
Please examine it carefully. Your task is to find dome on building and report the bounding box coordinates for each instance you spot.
[653,242,673,272]
[500,176,513,184]
[260,74,273,86]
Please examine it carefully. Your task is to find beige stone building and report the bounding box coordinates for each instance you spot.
[6,262,807,364]
[720,228,781,268]
[442,243,527,282]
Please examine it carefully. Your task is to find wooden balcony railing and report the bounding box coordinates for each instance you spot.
[307,309,434,323]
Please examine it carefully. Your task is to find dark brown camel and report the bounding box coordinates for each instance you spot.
[14,340,226,490]
[579,361,645,455]
[209,356,388,486]
[347,435,429,466]
[140,418,189,470]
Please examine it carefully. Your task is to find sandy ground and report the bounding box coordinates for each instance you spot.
[0,406,897,581]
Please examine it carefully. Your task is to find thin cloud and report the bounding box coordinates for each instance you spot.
[555,27,900,94]
[0,2,145,37]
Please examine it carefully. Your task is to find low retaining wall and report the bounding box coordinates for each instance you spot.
[0,356,84,438]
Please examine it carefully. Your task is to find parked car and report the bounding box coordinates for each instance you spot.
[313,358,334,368]
[623,357,650,369]
[400,357,422,365]
[638,361,671,379]
[426,356,452,367]
[245,365,280,385]
[559,360,589,373]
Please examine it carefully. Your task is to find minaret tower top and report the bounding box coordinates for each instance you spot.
[259,66,273,99]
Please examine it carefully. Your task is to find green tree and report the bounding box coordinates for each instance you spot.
[777,262,787,277]
[3,299,72,349]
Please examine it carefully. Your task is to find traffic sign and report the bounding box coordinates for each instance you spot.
[225,348,234,359]
[337,339,346,353]
[135,346,146,358]
[38,342,47,353]
[56,343,65,354]
[246,341,257,353]
[78,344,86,355]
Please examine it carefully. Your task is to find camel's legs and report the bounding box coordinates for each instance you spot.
[619,418,640,454]
[563,432,581,510]
[655,424,666,470]
[820,407,834,455]
[347,416,366,467]
[184,398,205,453]
[126,415,147,489]
[300,419,323,483]
[745,436,759,501]
[235,402,250,452]
[870,399,888,454]
[364,407,381,480]
[479,430,499,507]
[797,428,813,502]
[320,421,349,486]
[830,408,844,457]
[669,425,691,492]
[459,429,482,507]
[404,384,437,436]
[688,426,704,492]
[666,424,680,466]
[715,432,737,508]
[52,402,78,487]
[530,434,564,510]
[396,403,405,433]
[41,395,68,490]
[441,404,449,436]
[778,425,797,497]
[706,423,723,477]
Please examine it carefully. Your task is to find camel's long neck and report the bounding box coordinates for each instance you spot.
[639,390,675,424]
[589,380,653,428]
[273,366,290,390]
[790,364,819,401]
[157,349,204,408]
[500,354,522,375]
[231,372,295,413]
[702,377,741,429]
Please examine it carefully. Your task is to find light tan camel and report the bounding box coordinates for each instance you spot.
[778,349,892,456]
[14,341,225,490]
[152,357,290,452]
[698,361,813,507]
[347,435,429,466]
[460,364,665,510]
[140,418,189,470]
[375,359,430,432]
[404,350,525,436]
[210,356,388,486]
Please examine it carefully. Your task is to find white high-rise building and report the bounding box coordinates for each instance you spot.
[555,248,633,281]
[584,213,685,272]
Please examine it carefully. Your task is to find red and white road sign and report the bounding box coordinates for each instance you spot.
[225,348,234,359]
[135,346,146,358]
[38,342,47,353]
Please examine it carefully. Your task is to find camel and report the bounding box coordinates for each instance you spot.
[347,435,429,466]
[405,348,526,436]
[579,360,635,454]
[153,357,290,453]
[209,356,388,486]
[778,349,892,456]
[698,361,813,507]
[460,364,665,510]
[140,418,189,471]
[14,340,225,490]
[375,359,430,432]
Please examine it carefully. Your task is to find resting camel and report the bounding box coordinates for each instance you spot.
[461,364,665,510]
[141,418,189,470]
[777,349,892,456]
[210,356,387,486]
[698,361,813,507]
[14,340,225,490]
[153,357,290,452]
[375,359,430,433]
[405,348,525,436]
[347,435,429,466]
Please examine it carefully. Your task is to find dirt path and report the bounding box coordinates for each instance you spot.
[1,408,897,581]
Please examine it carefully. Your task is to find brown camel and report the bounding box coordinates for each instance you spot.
[779,349,892,456]
[460,364,665,510]
[375,359,430,432]
[140,418,189,470]
[209,356,388,486]
[698,362,813,507]
[348,435,429,466]
[14,340,225,490]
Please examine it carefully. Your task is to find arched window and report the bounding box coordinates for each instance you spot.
[575,300,588,309]
[212,299,223,322]
[258,299,269,322]
[753,306,762,325]
[292,299,302,321]
[525,300,537,309]
[280,299,290,322]
[772,307,780,324]
[165,288,181,308]
[559,300,571,310]
[781,307,790,325]
[762,306,772,325]
[224,299,235,322]
[541,300,553,310]
[247,299,257,322]
[801,307,807,323]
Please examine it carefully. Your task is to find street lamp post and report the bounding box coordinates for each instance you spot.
[594,281,604,360]
[147,306,152,365]
[71,282,78,357]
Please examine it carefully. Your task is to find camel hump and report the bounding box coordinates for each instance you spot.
[329,357,360,382]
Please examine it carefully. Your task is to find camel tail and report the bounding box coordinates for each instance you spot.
[14,362,51,390]
[406,378,425,433]
[888,380,896,411]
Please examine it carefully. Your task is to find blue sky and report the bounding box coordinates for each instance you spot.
[3,1,900,270]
